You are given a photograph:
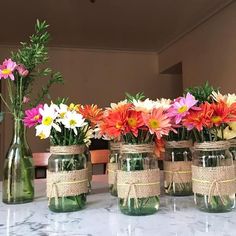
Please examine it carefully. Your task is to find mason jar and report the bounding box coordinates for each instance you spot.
[108,141,121,196]
[117,143,160,216]
[164,140,192,196]
[192,141,235,213]
[85,146,92,193]
[47,145,88,212]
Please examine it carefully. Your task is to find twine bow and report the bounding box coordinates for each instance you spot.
[123,181,139,208]
[208,179,226,204]
[47,179,88,206]
[164,161,192,193]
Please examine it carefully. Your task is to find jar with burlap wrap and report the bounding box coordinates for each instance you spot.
[108,141,121,196]
[117,143,160,216]
[192,141,236,213]
[164,140,193,196]
[47,145,88,212]
[229,139,236,177]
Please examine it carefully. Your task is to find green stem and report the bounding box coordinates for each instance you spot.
[0,93,12,112]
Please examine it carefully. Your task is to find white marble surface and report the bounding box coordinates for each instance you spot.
[1,176,236,236]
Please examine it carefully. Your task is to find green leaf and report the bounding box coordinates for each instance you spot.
[184,81,219,103]
[125,92,145,102]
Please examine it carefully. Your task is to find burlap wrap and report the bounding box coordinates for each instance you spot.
[165,140,192,149]
[164,161,192,184]
[229,139,236,147]
[110,142,121,151]
[47,169,88,204]
[117,169,160,207]
[50,145,85,155]
[107,163,119,185]
[194,141,230,151]
[192,165,236,199]
[87,161,92,182]
[234,161,236,176]
[120,144,154,154]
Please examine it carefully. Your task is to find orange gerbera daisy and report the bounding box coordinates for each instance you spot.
[210,101,236,126]
[102,110,128,139]
[126,110,144,137]
[76,104,103,127]
[183,102,213,131]
[142,108,172,139]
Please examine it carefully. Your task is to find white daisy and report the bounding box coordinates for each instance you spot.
[226,93,236,106]
[36,104,61,139]
[61,111,87,135]
[109,99,128,110]
[154,98,172,110]
[133,98,156,113]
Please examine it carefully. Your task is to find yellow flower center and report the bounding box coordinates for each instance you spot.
[116,122,122,129]
[60,112,66,118]
[39,132,46,139]
[128,117,137,127]
[2,69,11,75]
[69,119,77,126]
[69,103,75,111]
[34,115,40,121]
[42,116,53,126]
[178,105,188,114]
[149,119,159,129]
[212,116,222,123]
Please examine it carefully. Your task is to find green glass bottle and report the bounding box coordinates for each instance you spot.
[2,119,34,204]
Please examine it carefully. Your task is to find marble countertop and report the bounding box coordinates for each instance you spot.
[0,175,236,236]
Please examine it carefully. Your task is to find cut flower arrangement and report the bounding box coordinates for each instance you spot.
[163,93,199,196]
[181,84,236,212]
[1,20,63,204]
[97,95,174,215]
[24,100,102,212]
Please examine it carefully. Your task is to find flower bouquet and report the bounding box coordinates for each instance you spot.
[1,20,63,204]
[183,84,236,212]
[163,93,197,196]
[24,100,94,212]
[99,94,173,215]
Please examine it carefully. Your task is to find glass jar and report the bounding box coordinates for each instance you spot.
[47,145,87,212]
[164,140,192,196]
[108,142,121,196]
[2,119,34,204]
[229,139,236,163]
[117,143,160,216]
[192,141,235,213]
[85,147,92,193]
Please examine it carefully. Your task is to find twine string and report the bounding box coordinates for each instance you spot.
[165,140,192,149]
[120,144,154,154]
[194,141,230,151]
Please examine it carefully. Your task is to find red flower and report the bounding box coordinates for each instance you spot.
[210,101,234,126]
[126,110,144,137]
[154,138,165,159]
[76,104,103,127]
[183,102,213,131]
[101,110,128,139]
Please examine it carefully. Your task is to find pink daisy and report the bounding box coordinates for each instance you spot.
[167,93,198,124]
[0,59,17,80]
[23,104,43,127]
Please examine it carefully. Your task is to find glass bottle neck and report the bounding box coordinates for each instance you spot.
[13,119,26,144]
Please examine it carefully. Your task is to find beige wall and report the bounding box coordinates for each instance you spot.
[0,46,182,176]
[159,1,236,93]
